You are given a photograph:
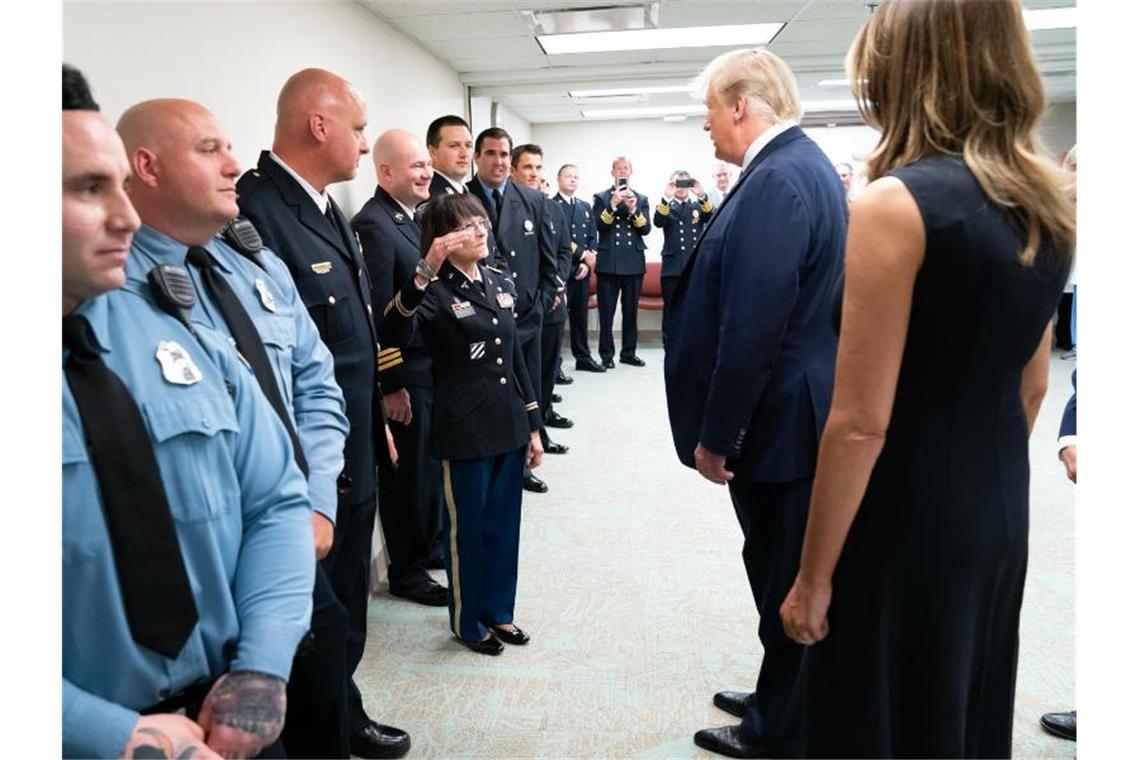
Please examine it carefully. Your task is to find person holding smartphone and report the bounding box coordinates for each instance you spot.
[655,170,714,319]
[592,156,651,367]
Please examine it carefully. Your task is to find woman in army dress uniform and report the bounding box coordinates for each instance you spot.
[382,193,544,655]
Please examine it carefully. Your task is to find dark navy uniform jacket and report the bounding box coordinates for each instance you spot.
[381,260,542,461]
[352,185,432,392]
[237,151,385,504]
[551,192,598,265]
[592,187,651,276]
[653,194,714,278]
[429,171,464,199]
[542,197,576,325]
[664,126,847,483]
[466,177,559,325]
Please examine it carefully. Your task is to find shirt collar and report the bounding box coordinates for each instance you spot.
[269,151,329,213]
[69,293,111,355]
[437,171,466,194]
[558,192,574,204]
[742,120,796,170]
[132,224,236,274]
[393,197,417,220]
[478,177,507,197]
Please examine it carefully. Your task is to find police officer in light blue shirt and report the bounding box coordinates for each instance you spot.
[62,67,313,759]
[118,98,357,758]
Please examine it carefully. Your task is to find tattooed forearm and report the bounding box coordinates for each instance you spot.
[206,671,287,738]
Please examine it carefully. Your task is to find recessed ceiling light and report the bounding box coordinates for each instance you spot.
[569,85,692,98]
[1023,6,1076,31]
[539,22,784,55]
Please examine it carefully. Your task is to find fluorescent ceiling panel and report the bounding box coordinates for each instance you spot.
[1022,6,1076,31]
[539,22,784,55]
[581,98,859,120]
[569,85,692,98]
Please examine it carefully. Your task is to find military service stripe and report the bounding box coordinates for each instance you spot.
[600,208,615,224]
[525,401,539,411]
[378,357,404,372]
[700,199,714,213]
[633,214,648,228]
[390,292,415,318]
[656,202,671,215]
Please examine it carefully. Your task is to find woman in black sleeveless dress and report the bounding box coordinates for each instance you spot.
[779,1,1076,757]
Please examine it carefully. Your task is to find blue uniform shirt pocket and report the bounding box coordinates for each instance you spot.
[63,420,109,563]
[142,394,241,523]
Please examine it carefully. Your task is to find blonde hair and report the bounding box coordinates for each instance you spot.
[693,48,803,123]
[848,0,1075,265]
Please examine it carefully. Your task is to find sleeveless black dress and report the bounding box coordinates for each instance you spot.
[803,156,1070,758]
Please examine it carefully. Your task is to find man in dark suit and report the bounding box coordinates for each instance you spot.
[467,127,559,494]
[511,143,576,440]
[426,114,473,199]
[235,67,409,760]
[664,49,846,759]
[352,129,448,609]
[553,163,603,373]
[593,156,651,368]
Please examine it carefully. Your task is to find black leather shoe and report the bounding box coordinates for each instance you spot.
[555,371,573,385]
[602,358,616,369]
[523,473,548,493]
[544,441,569,454]
[1040,710,1076,741]
[576,357,606,373]
[552,393,562,403]
[693,726,797,759]
[490,624,530,646]
[544,411,574,429]
[425,555,445,570]
[460,634,503,656]
[713,690,752,719]
[350,720,411,759]
[389,579,448,607]
[619,354,646,367]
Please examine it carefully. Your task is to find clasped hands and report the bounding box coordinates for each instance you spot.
[122,671,287,759]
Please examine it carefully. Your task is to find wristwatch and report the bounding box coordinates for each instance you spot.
[415,258,437,282]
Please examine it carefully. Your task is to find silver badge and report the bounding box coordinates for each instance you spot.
[394,212,405,221]
[469,341,485,360]
[255,278,277,312]
[156,340,203,385]
[523,219,534,232]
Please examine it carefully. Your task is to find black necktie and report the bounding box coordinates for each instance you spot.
[491,188,503,227]
[325,201,351,252]
[186,246,309,477]
[63,314,199,658]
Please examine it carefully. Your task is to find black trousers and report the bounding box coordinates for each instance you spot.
[322,491,379,733]
[567,275,592,360]
[377,384,442,591]
[596,273,642,361]
[540,316,566,422]
[282,564,350,758]
[660,275,679,346]
[728,477,813,751]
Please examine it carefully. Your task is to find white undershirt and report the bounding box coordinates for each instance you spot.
[741,120,796,170]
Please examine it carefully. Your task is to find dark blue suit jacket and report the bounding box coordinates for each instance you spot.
[1059,369,1076,438]
[664,126,847,482]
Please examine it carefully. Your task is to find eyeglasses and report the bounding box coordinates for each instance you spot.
[459,218,492,235]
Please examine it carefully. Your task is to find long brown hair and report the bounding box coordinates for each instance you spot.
[848,0,1075,264]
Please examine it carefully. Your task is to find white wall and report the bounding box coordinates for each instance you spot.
[532,119,880,259]
[63,0,466,215]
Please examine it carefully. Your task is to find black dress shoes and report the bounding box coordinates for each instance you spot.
[1040,710,1076,740]
[490,624,530,645]
[576,357,606,372]
[555,371,573,385]
[544,441,569,454]
[602,358,616,369]
[713,690,752,719]
[389,579,448,607]
[523,473,548,493]
[544,410,574,429]
[619,354,646,367]
[461,634,504,656]
[552,393,562,403]
[350,720,411,759]
[693,726,797,759]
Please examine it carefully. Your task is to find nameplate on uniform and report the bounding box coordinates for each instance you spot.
[311,261,333,275]
[469,341,485,360]
[451,300,476,319]
[254,278,277,312]
[495,292,515,309]
[156,340,203,385]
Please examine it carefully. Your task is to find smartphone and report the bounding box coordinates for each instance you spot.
[675,178,695,189]
[616,177,629,189]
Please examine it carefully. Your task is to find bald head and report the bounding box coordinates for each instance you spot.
[117,98,241,246]
[272,68,369,190]
[372,128,432,208]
